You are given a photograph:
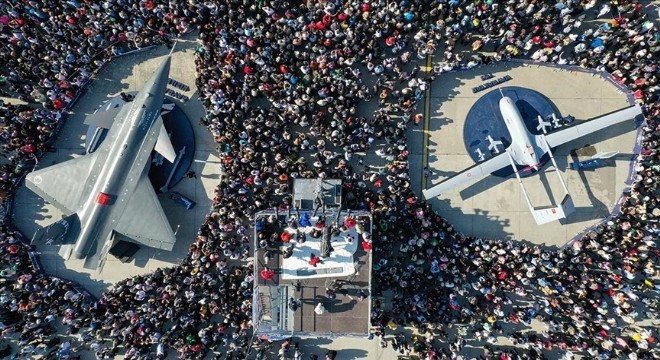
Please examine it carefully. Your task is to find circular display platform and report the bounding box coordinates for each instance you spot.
[463,86,558,178]
[85,95,195,193]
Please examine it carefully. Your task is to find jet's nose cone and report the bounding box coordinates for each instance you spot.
[154,56,172,81]
[144,54,172,97]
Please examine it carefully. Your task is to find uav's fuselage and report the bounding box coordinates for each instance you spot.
[71,57,171,259]
[499,96,541,170]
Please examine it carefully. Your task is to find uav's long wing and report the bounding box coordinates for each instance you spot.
[545,105,642,148]
[423,152,510,199]
[113,173,177,251]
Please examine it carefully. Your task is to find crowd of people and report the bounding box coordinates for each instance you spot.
[0,0,658,359]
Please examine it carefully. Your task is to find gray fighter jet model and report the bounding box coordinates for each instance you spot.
[25,52,178,271]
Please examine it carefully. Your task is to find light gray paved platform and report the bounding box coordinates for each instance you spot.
[11,33,216,297]
[294,336,398,360]
[417,62,637,247]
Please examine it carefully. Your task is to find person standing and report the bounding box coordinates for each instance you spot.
[314,302,325,315]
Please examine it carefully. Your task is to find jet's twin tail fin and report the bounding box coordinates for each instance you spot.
[154,117,177,163]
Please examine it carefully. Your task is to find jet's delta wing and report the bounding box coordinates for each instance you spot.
[26,153,98,214]
[114,170,176,250]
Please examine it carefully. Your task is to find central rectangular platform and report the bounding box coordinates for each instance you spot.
[253,209,372,337]
[279,222,359,280]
